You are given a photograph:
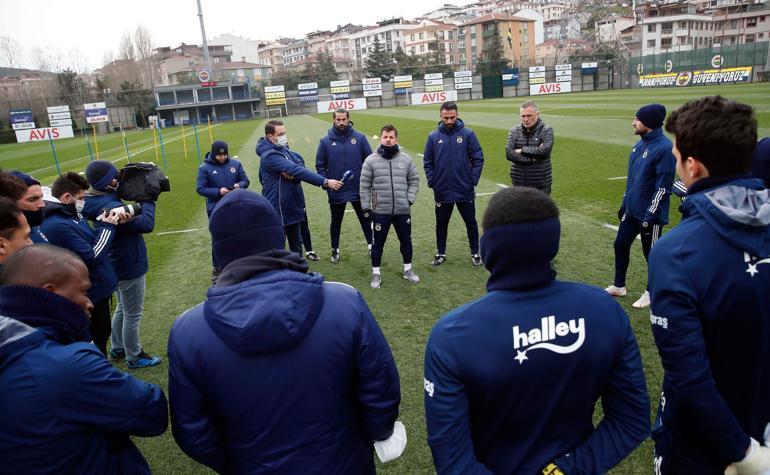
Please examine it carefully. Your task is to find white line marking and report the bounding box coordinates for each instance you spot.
[156,228,199,236]
[608,176,627,180]
[476,192,496,196]
[602,223,640,240]
[417,153,424,157]
[345,210,355,213]
[495,183,509,188]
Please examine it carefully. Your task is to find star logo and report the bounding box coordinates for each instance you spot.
[514,350,528,364]
[212,170,218,174]
[744,252,770,277]
[438,139,443,144]
[332,142,336,146]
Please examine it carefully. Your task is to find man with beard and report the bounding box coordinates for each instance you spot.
[316,109,374,263]
[505,101,554,195]
[5,171,47,243]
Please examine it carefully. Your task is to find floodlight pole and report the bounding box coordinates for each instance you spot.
[197,0,214,78]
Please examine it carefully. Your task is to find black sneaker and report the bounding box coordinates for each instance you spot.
[109,348,125,360]
[431,254,447,266]
[127,351,162,369]
[471,254,483,267]
[331,249,340,264]
[305,251,319,261]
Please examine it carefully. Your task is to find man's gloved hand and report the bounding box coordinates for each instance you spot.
[617,208,626,222]
[373,421,407,463]
[725,426,770,475]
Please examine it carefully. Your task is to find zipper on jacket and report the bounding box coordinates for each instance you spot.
[389,159,395,215]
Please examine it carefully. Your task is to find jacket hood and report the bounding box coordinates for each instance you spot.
[43,198,76,219]
[684,177,770,256]
[203,252,325,356]
[256,136,282,157]
[0,316,44,372]
[204,152,230,165]
[438,118,465,135]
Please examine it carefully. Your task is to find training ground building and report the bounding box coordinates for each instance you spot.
[153,81,262,125]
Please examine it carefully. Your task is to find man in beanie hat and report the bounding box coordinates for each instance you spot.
[196,140,249,279]
[81,160,161,369]
[605,103,675,309]
[649,96,770,474]
[6,171,47,243]
[168,189,405,473]
[423,187,650,474]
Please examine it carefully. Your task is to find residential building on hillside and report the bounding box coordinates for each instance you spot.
[459,13,537,69]
[348,18,419,70]
[404,19,460,64]
[210,34,269,64]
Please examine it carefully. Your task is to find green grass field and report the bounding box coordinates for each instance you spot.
[2,82,769,473]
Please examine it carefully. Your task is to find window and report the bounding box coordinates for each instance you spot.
[411,34,415,41]
[648,39,656,47]
[746,34,755,43]
[647,24,657,32]
[679,21,687,29]
[661,37,672,47]
[747,18,757,27]
[731,20,738,29]
[759,33,765,39]
[420,45,425,52]
[419,32,424,40]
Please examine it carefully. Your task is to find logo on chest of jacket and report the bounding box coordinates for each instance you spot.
[351,138,357,145]
[374,223,382,231]
[332,142,337,146]
[457,137,463,144]
[230,167,236,173]
[643,150,648,158]
[512,315,585,364]
[212,170,218,174]
[744,252,770,277]
[438,139,444,144]
[399,163,404,169]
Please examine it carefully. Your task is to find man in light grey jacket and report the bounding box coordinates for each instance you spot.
[360,124,420,289]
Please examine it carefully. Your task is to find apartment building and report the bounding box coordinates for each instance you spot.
[404,19,460,64]
[459,14,537,69]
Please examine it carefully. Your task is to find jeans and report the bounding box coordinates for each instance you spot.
[111,274,146,361]
[434,201,479,255]
[371,213,412,267]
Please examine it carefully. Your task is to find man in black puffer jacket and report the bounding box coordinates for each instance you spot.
[505,101,555,195]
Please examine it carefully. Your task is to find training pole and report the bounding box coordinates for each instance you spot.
[207,116,213,145]
[92,125,100,160]
[193,123,202,165]
[181,122,189,159]
[84,132,94,161]
[157,124,169,173]
[121,128,131,163]
[48,134,62,176]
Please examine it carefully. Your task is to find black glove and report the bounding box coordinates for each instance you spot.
[640,221,653,238]
[617,208,626,221]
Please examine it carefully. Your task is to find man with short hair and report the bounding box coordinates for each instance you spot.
[649,95,770,474]
[0,244,168,473]
[424,187,650,474]
[0,197,32,269]
[6,171,47,243]
[505,101,554,195]
[168,190,404,474]
[606,104,675,309]
[360,124,420,289]
[316,108,374,263]
[42,172,120,355]
[423,101,484,267]
[257,120,343,255]
[82,160,161,369]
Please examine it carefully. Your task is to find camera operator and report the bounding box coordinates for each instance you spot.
[82,160,161,369]
[41,172,120,356]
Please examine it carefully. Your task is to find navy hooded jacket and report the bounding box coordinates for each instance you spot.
[41,199,117,303]
[316,125,372,204]
[620,127,676,225]
[649,177,770,473]
[257,137,325,226]
[0,286,167,474]
[423,119,484,203]
[82,191,155,281]
[196,153,250,216]
[168,252,401,474]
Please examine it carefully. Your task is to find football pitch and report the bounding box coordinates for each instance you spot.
[2,82,769,473]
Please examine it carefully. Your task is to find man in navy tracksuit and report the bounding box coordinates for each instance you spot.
[649,96,770,474]
[196,140,249,277]
[168,190,405,473]
[82,160,161,369]
[316,109,374,263]
[606,104,675,309]
[8,171,47,244]
[41,172,120,355]
[423,101,484,268]
[424,186,650,475]
[0,245,168,474]
[257,120,343,255]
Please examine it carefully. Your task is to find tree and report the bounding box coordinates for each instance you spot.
[0,36,23,69]
[118,32,135,61]
[313,52,338,88]
[56,68,89,110]
[365,37,394,79]
[134,25,156,88]
[392,47,419,77]
[475,26,510,76]
[424,42,454,76]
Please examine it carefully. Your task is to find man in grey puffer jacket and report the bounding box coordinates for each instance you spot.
[360,124,420,289]
[505,101,555,195]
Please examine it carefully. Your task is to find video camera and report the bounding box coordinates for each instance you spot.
[117,162,171,202]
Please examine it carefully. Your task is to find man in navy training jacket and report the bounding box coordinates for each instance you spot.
[7,171,47,243]
[424,186,650,475]
[257,120,343,255]
[168,189,405,474]
[196,140,249,279]
[316,108,374,263]
[42,172,120,355]
[605,103,675,309]
[423,101,484,267]
[0,197,31,271]
[649,95,770,475]
[0,244,167,474]
[82,160,161,369]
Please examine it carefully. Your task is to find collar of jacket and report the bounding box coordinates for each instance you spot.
[438,119,465,135]
[330,123,354,140]
[640,126,663,143]
[0,285,91,345]
[216,249,310,287]
[43,198,77,219]
[522,118,542,135]
[205,152,230,165]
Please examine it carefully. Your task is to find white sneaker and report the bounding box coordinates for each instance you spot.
[605,285,627,297]
[632,290,650,308]
[403,269,420,283]
[371,273,382,289]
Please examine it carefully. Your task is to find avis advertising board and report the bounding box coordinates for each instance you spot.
[410,90,458,106]
[15,126,74,143]
[316,98,368,113]
[529,82,572,96]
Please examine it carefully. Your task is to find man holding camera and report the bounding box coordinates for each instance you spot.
[82,160,161,369]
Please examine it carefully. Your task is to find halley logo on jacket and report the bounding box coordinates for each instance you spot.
[744,252,770,277]
[512,316,585,364]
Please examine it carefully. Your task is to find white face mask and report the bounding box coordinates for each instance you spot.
[75,199,85,215]
[276,135,288,147]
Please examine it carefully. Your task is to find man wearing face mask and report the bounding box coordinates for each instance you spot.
[257,120,343,255]
[7,171,47,243]
[316,109,374,263]
[82,160,162,369]
[41,172,120,355]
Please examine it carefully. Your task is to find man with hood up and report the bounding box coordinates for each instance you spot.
[423,101,484,268]
[316,108,374,263]
[168,189,404,474]
[649,95,770,475]
[256,120,343,256]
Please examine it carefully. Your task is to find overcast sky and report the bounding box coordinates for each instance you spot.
[0,0,461,72]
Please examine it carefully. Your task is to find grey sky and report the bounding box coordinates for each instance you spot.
[0,0,453,71]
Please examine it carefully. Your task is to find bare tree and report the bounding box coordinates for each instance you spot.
[118,32,135,61]
[30,46,64,73]
[0,35,24,69]
[134,25,156,88]
[67,47,89,74]
[102,49,115,66]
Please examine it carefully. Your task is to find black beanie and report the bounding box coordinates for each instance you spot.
[211,140,228,157]
[85,160,118,191]
[636,104,666,130]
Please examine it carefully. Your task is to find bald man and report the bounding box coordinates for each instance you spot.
[0,245,168,474]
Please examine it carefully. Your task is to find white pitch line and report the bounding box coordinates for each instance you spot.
[156,228,199,236]
[608,176,627,180]
[602,223,640,240]
[476,192,496,196]
[417,153,424,157]
[495,183,509,188]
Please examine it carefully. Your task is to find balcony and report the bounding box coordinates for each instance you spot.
[661,28,673,34]
[482,29,497,38]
